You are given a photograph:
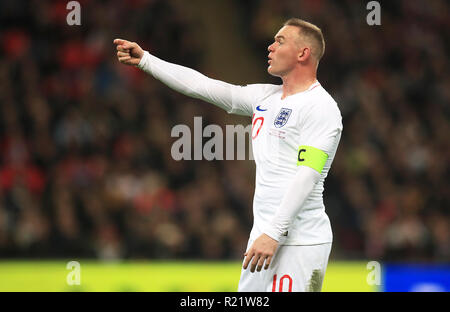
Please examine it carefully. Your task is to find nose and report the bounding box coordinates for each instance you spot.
[268,42,275,52]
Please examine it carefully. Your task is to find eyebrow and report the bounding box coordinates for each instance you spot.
[274,35,285,41]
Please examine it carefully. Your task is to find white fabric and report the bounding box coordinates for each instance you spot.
[137,51,343,245]
[264,165,321,242]
[138,51,278,116]
[238,239,332,292]
[244,81,342,245]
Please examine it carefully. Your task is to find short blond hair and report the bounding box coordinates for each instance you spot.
[283,18,325,62]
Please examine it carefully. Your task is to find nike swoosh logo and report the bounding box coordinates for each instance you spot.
[256,105,267,111]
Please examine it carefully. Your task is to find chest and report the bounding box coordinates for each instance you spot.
[251,95,304,142]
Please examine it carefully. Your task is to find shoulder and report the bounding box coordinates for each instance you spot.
[304,86,343,129]
[242,83,282,101]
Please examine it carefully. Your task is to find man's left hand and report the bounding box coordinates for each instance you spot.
[243,234,278,273]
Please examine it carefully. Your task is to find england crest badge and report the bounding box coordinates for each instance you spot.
[274,108,292,128]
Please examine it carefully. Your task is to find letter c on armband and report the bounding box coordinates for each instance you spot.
[297,145,328,174]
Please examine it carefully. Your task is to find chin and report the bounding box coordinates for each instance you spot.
[267,66,281,77]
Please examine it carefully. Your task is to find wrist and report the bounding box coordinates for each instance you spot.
[263,225,284,243]
[137,51,149,69]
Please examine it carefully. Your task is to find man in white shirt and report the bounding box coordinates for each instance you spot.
[114,18,343,292]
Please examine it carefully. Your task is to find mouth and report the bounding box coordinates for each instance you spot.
[268,56,273,65]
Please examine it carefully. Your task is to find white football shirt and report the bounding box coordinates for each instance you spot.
[229,81,343,245]
[138,52,343,245]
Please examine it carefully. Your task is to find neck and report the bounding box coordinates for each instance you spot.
[280,67,317,99]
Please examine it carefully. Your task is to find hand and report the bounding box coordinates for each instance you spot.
[113,38,144,66]
[243,234,278,273]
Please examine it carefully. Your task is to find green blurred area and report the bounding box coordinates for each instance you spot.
[0,261,377,292]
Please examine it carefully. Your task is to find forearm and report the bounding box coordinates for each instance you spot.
[264,166,321,242]
[138,51,236,112]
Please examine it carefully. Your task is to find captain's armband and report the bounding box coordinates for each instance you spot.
[297,145,328,174]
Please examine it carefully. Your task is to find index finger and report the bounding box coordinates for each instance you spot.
[113,38,126,45]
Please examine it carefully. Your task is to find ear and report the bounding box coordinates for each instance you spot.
[298,47,311,62]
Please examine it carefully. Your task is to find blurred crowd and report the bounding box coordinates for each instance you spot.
[0,0,448,262]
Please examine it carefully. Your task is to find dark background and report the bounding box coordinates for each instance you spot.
[0,0,448,263]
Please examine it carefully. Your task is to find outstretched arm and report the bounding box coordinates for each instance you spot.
[113,38,253,116]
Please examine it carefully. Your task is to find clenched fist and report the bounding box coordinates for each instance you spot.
[113,38,144,66]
